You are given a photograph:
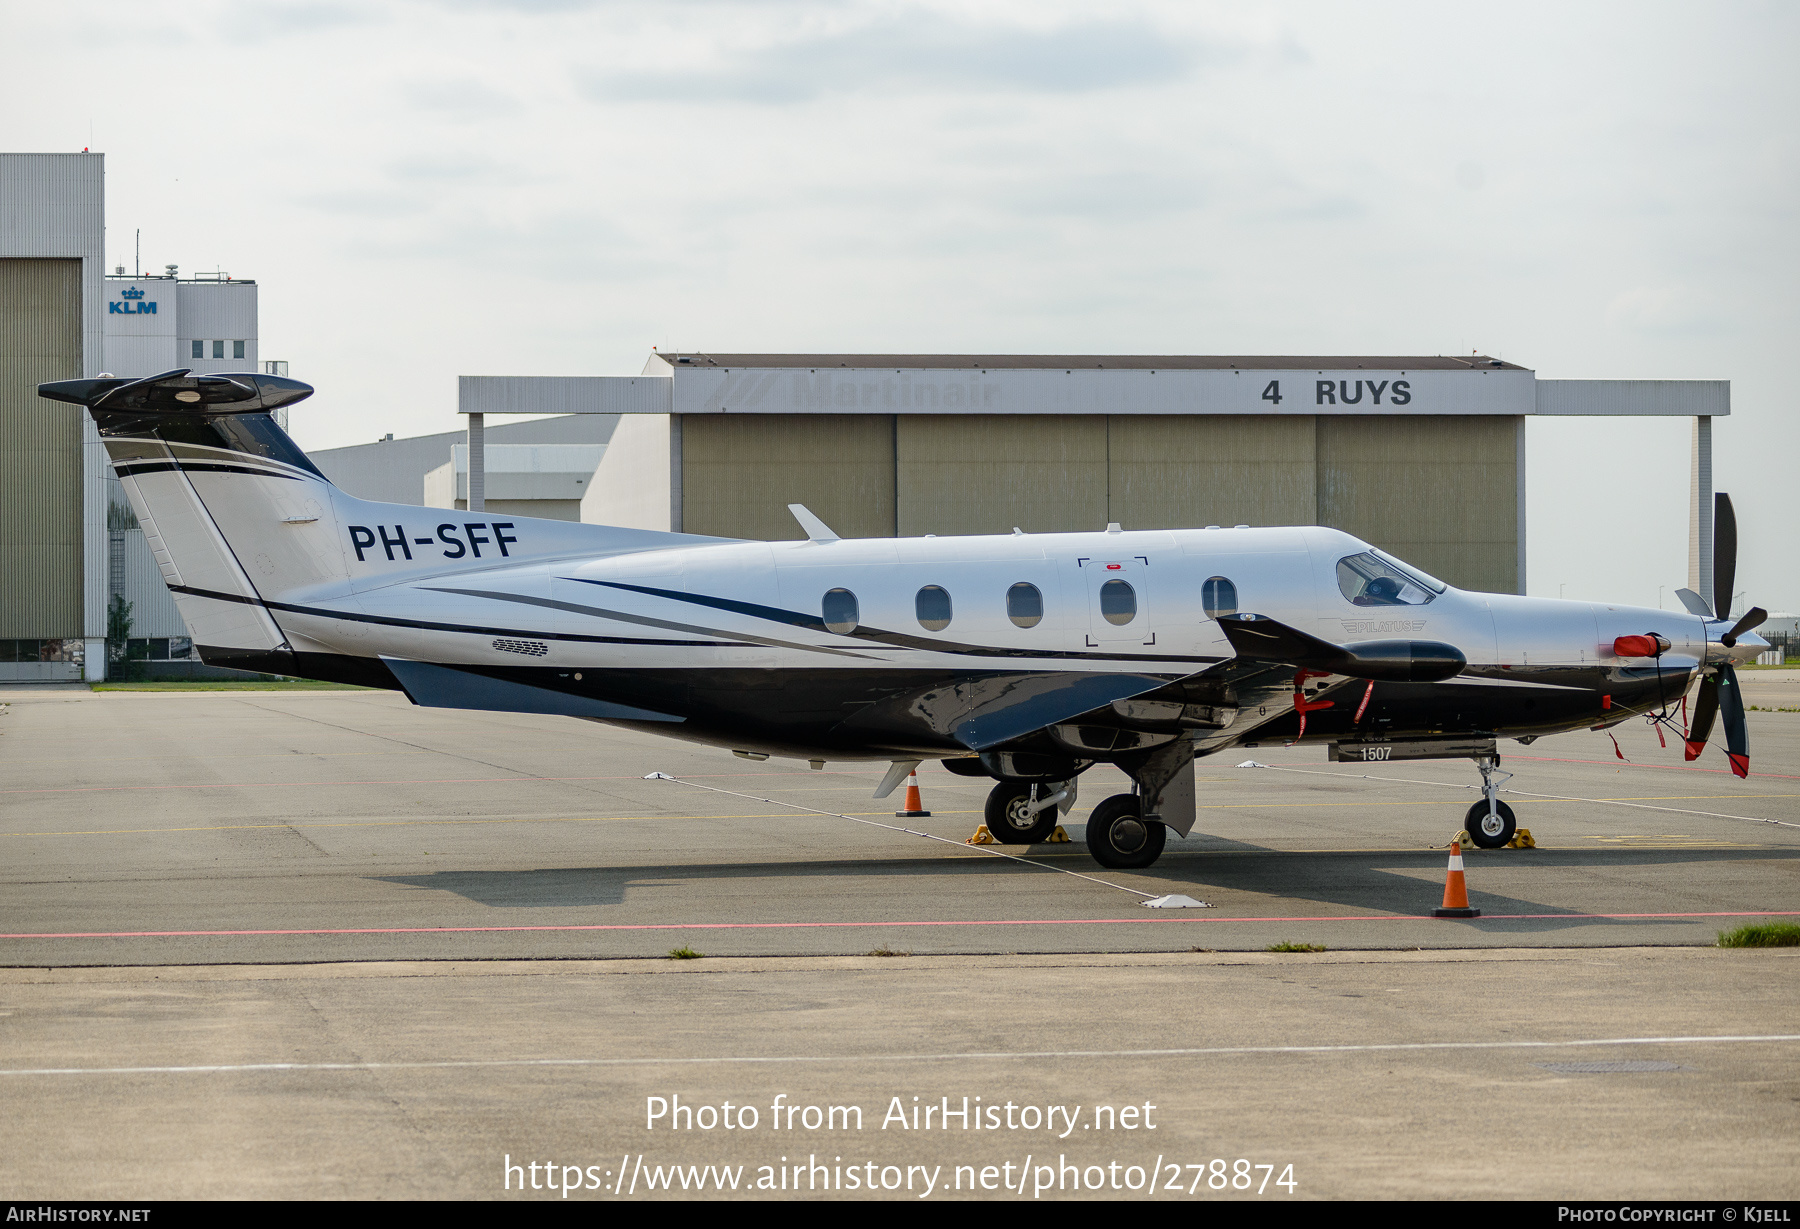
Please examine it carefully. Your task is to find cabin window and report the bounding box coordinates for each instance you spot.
[1336,551,1441,607]
[821,588,860,634]
[1006,582,1043,628]
[1202,576,1237,619]
[1099,579,1137,625]
[915,585,952,631]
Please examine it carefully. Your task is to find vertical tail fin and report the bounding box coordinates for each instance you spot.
[41,370,322,659]
[39,370,737,684]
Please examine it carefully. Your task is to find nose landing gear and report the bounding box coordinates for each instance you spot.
[1464,754,1516,849]
[984,779,1074,845]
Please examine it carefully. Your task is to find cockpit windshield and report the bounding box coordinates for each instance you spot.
[1336,551,1445,607]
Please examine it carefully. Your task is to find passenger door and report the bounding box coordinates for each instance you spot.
[1069,555,1153,646]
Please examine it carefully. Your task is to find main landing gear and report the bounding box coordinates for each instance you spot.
[983,779,1073,845]
[1084,794,1166,869]
[984,737,1192,868]
[1464,754,1516,849]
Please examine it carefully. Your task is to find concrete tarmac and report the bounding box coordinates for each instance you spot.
[1,682,1796,1200]
[1,948,1795,1200]
[1,684,1796,963]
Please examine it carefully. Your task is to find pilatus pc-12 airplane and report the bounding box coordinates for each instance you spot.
[42,369,1770,869]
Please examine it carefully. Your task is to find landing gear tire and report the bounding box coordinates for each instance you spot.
[1464,799,1517,849]
[985,781,1059,845]
[1085,794,1166,869]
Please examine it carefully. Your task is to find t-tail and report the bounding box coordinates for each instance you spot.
[39,369,722,686]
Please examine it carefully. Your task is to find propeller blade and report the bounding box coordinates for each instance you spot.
[1713,492,1737,619]
[1722,607,1768,648]
[1716,664,1750,779]
[1685,674,1718,762]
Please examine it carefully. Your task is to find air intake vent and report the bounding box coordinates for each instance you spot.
[492,638,548,657]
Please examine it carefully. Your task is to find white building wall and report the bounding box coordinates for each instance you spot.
[423,461,456,511]
[102,277,179,375]
[175,280,257,373]
[102,276,258,376]
[424,444,605,521]
[313,415,619,506]
[582,414,679,530]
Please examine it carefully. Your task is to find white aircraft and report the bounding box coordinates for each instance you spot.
[43,370,1770,868]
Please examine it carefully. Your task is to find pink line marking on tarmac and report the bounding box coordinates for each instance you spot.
[5,911,1797,940]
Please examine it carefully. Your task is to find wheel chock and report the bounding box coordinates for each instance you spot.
[1432,839,1481,918]
[968,824,1068,845]
[1453,828,1474,850]
[1505,827,1537,850]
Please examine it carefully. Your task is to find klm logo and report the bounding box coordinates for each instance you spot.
[109,286,157,315]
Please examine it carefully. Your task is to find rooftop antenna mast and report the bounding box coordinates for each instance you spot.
[134,229,140,278]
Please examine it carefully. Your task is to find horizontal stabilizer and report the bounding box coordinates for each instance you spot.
[39,369,315,415]
[1217,613,1465,683]
[382,658,684,722]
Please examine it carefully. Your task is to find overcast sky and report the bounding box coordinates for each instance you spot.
[7,1,1795,612]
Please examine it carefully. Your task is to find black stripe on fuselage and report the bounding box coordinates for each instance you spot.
[167,584,739,648]
[570,578,1226,666]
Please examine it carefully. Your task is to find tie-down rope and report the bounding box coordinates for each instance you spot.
[644,772,1159,898]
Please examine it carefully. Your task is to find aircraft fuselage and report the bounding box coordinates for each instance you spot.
[280,522,1720,762]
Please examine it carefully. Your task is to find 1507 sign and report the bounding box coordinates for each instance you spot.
[1260,379,1413,407]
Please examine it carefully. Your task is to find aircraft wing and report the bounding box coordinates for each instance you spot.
[835,668,1191,753]
[831,655,1350,758]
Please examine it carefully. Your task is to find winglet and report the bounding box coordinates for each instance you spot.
[788,503,840,543]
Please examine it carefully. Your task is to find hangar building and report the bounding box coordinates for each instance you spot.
[0,151,277,680]
[460,354,1731,601]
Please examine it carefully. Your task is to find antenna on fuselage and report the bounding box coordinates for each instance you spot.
[787,503,840,543]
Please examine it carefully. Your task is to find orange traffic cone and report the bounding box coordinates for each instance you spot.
[1432,837,1481,918]
[895,771,931,818]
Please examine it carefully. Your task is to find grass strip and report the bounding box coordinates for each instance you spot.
[1717,922,1800,948]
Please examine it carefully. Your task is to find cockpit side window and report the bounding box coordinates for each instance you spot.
[1371,548,1446,593]
[1336,552,1439,607]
